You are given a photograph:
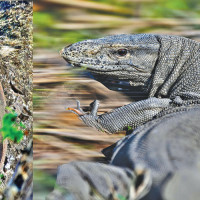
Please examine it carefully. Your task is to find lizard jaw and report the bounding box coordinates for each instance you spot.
[65,59,150,76]
[80,63,150,74]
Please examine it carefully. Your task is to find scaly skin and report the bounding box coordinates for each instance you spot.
[47,161,151,200]
[61,34,200,133]
[47,35,200,200]
[49,106,200,200]
[110,106,200,200]
[48,34,200,200]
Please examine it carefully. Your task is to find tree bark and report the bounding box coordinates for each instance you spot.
[0,0,33,190]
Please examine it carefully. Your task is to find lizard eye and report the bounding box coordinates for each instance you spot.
[117,49,127,56]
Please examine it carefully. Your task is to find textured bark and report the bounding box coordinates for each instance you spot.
[0,1,33,131]
[0,1,33,194]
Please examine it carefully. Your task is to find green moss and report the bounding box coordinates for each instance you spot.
[0,108,26,143]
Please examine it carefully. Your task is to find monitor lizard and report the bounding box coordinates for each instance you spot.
[47,34,200,200]
[48,107,200,200]
[61,34,200,134]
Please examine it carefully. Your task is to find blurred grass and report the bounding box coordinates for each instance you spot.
[34,0,200,49]
[33,12,96,49]
[150,0,200,18]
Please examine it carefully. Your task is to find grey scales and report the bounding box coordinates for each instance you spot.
[61,34,200,133]
[47,34,200,200]
[47,107,200,200]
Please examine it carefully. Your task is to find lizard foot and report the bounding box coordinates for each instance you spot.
[67,100,106,132]
[67,100,86,116]
[67,100,99,116]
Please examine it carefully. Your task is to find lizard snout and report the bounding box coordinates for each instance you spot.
[60,45,79,65]
[59,48,72,64]
[60,44,77,58]
[60,46,71,58]
[59,48,65,57]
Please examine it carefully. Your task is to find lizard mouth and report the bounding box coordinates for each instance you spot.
[87,67,148,73]
[63,56,72,63]
[87,68,124,73]
[64,59,148,74]
[85,65,149,74]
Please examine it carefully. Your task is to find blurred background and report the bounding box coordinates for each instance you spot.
[33,0,200,199]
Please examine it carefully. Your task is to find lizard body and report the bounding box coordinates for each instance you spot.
[110,106,200,199]
[47,34,200,199]
[61,34,200,133]
[49,106,200,200]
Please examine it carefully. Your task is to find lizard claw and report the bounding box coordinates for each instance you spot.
[66,100,100,117]
[90,100,99,116]
[67,100,104,132]
[76,100,84,113]
[67,107,84,116]
[66,100,85,116]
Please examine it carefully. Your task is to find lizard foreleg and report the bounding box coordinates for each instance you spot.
[68,98,171,134]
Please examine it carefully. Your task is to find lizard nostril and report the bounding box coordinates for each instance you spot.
[59,48,66,57]
[60,44,73,56]
[66,44,72,48]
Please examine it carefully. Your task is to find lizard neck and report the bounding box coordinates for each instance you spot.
[88,71,149,101]
[149,35,200,99]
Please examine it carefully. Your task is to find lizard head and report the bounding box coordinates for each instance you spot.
[61,34,160,86]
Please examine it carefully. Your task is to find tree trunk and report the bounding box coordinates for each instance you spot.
[0,0,33,191]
